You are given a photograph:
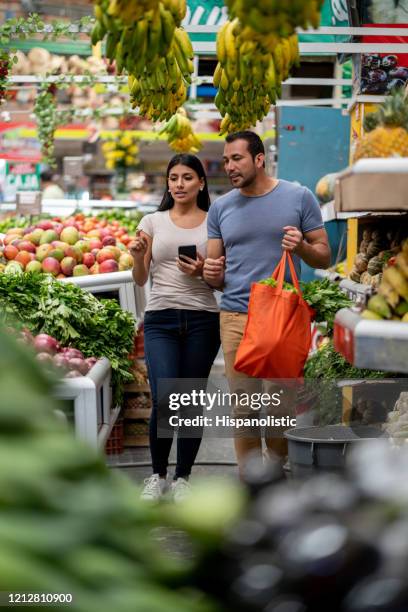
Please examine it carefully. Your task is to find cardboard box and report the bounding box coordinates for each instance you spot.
[334,158,408,212]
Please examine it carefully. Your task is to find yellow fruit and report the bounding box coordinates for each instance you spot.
[354,126,408,160]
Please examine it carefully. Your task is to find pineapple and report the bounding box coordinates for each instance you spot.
[354,90,408,161]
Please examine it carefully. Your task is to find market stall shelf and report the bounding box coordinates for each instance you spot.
[53,357,119,449]
[334,307,408,373]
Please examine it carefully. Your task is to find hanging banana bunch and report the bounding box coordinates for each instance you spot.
[224,0,324,38]
[92,0,194,121]
[159,108,202,153]
[214,19,299,133]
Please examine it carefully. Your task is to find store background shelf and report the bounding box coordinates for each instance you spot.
[334,308,408,373]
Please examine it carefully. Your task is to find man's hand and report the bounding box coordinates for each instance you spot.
[128,230,148,261]
[282,226,303,253]
[177,252,204,277]
[203,255,225,287]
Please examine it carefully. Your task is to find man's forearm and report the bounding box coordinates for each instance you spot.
[296,240,331,269]
[203,271,225,288]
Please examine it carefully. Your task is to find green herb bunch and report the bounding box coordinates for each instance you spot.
[0,273,136,405]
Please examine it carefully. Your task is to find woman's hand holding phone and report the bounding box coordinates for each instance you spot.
[177,251,204,277]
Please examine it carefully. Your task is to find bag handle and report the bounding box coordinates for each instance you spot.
[272,251,302,296]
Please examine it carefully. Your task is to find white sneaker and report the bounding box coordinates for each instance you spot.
[171,477,191,503]
[141,474,167,501]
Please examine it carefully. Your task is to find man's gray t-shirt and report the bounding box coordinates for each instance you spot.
[207,179,324,313]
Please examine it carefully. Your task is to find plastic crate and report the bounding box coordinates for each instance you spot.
[105,418,124,455]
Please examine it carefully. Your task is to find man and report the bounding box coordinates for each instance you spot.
[203,131,330,472]
[40,170,65,199]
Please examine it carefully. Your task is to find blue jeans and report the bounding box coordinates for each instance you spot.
[144,309,220,479]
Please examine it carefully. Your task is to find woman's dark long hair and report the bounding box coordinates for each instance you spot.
[158,154,211,212]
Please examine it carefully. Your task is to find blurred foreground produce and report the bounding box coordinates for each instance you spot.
[0,326,216,612]
[0,273,135,403]
[189,441,408,612]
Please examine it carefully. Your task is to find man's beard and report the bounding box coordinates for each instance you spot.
[230,170,257,189]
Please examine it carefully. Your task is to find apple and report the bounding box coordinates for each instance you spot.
[25,260,42,273]
[39,229,59,245]
[4,245,19,260]
[35,244,53,262]
[60,227,80,245]
[60,256,76,276]
[99,259,119,274]
[118,253,134,271]
[42,257,61,276]
[82,252,95,268]
[17,240,36,253]
[15,251,34,268]
[73,264,90,276]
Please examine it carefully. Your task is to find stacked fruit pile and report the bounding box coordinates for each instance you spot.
[354,90,408,160]
[215,0,324,131]
[159,107,201,153]
[362,239,408,321]
[0,214,134,277]
[101,133,139,171]
[349,227,405,288]
[92,0,194,122]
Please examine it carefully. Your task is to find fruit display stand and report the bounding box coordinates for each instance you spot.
[334,307,408,373]
[0,198,159,217]
[60,270,150,320]
[53,357,120,449]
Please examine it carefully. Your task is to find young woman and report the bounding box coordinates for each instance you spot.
[130,154,220,502]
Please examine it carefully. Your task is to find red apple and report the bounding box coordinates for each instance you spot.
[102,235,116,247]
[36,220,54,231]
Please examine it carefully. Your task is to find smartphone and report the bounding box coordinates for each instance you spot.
[178,245,197,261]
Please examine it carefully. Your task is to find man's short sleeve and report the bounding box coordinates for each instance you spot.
[207,201,222,239]
[300,187,324,234]
[138,213,153,237]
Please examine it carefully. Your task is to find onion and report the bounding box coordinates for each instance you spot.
[53,354,70,370]
[33,334,60,355]
[68,357,89,375]
[65,370,83,378]
[85,357,98,370]
[36,352,53,363]
[61,347,84,360]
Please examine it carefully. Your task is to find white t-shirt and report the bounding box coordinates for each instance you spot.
[138,210,218,313]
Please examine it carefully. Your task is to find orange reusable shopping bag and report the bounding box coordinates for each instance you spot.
[234,251,315,378]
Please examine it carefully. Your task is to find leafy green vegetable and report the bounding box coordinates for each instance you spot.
[0,214,51,233]
[300,278,353,334]
[0,273,135,404]
[258,277,298,293]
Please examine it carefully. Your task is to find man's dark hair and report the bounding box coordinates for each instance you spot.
[225,131,265,160]
[40,170,54,183]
